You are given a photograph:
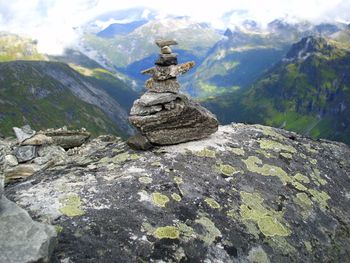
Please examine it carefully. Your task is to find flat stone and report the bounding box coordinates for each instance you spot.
[22,134,53,146]
[138,92,186,107]
[141,62,195,81]
[155,39,178,48]
[127,134,153,150]
[4,155,18,167]
[14,145,37,163]
[155,54,178,66]
[43,130,90,149]
[0,197,57,263]
[145,78,180,93]
[4,164,41,181]
[13,125,36,143]
[161,46,172,54]
[130,100,163,116]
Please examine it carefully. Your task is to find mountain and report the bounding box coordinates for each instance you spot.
[97,20,148,38]
[0,60,134,137]
[4,124,350,262]
[82,16,221,74]
[205,36,350,144]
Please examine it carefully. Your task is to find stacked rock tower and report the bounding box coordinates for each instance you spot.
[128,39,219,149]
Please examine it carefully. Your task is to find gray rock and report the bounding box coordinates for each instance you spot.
[127,133,153,150]
[155,54,178,66]
[43,130,90,149]
[145,78,181,93]
[141,62,195,80]
[161,46,172,54]
[129,98,219,145]
[138,92,186,106]
[0,197,57,263]
[4,155,18,167]
[155,39,178,48]
[38,145,68,165]
[130,100,163,116]
[14,145,37,163]
[22,134,53,146]
[13,125,36,143]
[4,124,350,262]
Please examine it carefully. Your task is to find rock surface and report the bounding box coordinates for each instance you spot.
[13,125,36,143]
[42,129,90,149]
[0,197,57,263]
[4,124,350,262]
[14,145,37,163]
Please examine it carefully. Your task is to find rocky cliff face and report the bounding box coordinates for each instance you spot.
[3,123,350,262]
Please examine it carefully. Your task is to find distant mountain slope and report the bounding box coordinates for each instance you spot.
[0,61,134,137]
[83,17,221,69]
[97,20,148,38]
[205,36,350,144]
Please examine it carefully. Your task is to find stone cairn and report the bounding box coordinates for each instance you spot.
[128,39,219,150]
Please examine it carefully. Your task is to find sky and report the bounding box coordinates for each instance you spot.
[0,0,349,54]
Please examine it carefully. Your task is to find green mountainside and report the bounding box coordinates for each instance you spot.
[205,36,350,144]
[0,61,135,137]
[0,33,139,137]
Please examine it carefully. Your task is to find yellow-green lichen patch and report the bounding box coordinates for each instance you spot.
[152,192,170,207]
[248,246,270,263]
[154,226,180,239]
[243,156,292,185]
[54,225,64,233]
[310,169,327,186]
[138,176,153,184]
[218,164,238,177]
[266,236,296,255]
[129,153,141,160]
[294,173,310,184]
[171,193,182,202]
[309,158,318,165]
[294,193,313,214]
[195,216,221,244]
[151,161,161,167]
[304,241,313,252]
[178,223,195,241]
[256,149,277,159]
[240,191,291,237]
[194,148,216,158]
[174,176,183,184]
[280,152,293,159]
[291,181,308,192]
[300,153,307,159]
[258,217,291,237]
[259,139,297,154]
[258,125,285,141]
[204,198,221,209]
[230,147,245,156]
[59,194,85,217]
[308,189,330,211]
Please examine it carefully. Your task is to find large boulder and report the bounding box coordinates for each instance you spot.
[129,93,218,145]
[0,197,57,263]
[4,124,350,262]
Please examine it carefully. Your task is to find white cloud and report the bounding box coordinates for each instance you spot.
[0,0,349,54]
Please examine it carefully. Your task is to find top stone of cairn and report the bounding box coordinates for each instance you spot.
[155,39,178,48]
